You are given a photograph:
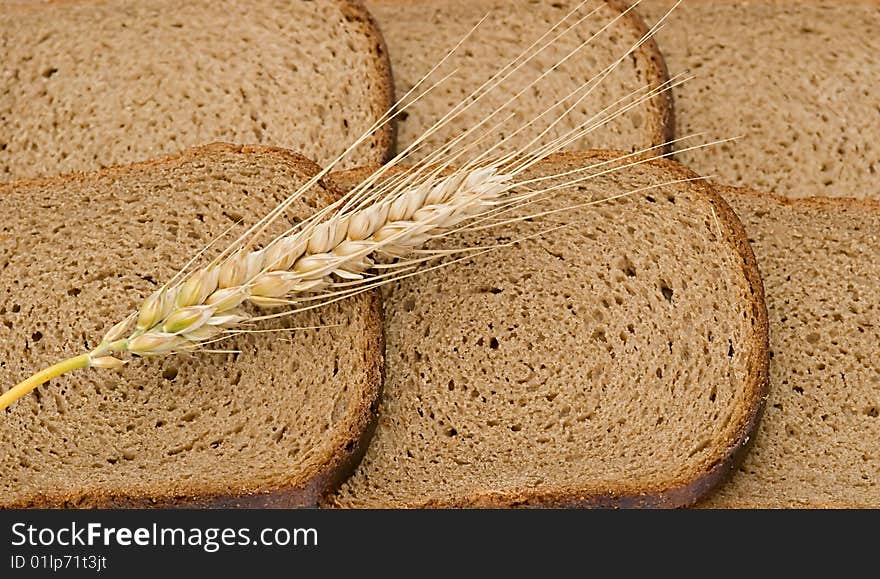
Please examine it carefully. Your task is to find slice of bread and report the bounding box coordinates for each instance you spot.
[326,151,768,508]
[366,0,672,162]
[701,188,880,508]
[638,0,880,199]
[0,0,393,182]
[0,143,383,508]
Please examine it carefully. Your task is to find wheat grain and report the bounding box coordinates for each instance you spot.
[92,166,512,360]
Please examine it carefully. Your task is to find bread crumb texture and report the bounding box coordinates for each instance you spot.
[0,0,392,181]
[639,0,880,199]
[702,190,880,508]
[0,144,381,507]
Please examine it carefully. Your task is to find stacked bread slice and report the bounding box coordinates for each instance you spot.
[700,190,880,508]
[0,0,394,180]
[364,0,673,161]
[327,152,768,508]
[635,0,880,506]
[0,144,383,507]
[639,0,880,200]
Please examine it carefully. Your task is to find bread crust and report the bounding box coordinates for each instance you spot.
[0,143,385,509]
[342,0,398,163]
[328,150,769,508]
[718,183,880,212]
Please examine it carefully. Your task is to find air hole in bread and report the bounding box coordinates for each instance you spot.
[223,211,244,223]
[660,281,674,303]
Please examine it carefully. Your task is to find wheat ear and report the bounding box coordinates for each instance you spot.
[0,166,512,410]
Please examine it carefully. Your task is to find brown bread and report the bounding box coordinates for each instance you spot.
[327,151,768,508]
[701,188,880,508]
[638,0,880,199]
[0,143,383,508]
[0,0,394,181]
[366,0,673,163]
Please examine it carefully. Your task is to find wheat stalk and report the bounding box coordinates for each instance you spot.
[0,0,688,412]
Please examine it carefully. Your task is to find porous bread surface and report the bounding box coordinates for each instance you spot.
[701,189,880,508]
[0,143,383,508]
[366,0,672,163]
[638,0,880,199]
[0,0,393,181]
[328,152,768,508]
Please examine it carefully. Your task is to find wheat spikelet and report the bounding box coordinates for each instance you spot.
[0,0,692,411]
[95,166,511,360]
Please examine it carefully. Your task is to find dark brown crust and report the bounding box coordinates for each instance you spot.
[0,142,330,195]
[328,150,770,508]
[670,174,770,509]
[341,0,397,163]
[607,0,676,153]
[717,183,880,212]
[0,143,385,509]
[367,0,675,154]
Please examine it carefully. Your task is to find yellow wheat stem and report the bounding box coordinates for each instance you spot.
[0,355,90,411]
